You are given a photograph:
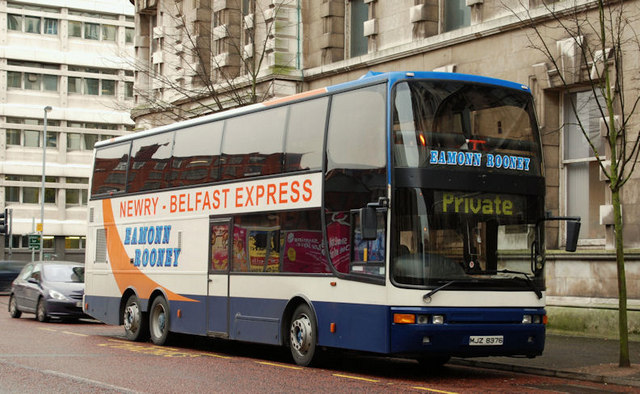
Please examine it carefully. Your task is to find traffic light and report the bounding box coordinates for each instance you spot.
[0,208,8,235]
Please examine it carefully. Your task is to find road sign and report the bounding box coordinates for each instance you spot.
[29,234,40,250]
[37,223,43,232]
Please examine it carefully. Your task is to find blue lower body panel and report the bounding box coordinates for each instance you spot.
[389,307,546,358]
[86,293,545,358]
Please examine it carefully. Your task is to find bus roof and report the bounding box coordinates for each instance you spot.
[96,71,530,149]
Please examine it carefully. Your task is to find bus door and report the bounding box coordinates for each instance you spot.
[207,218,231,337]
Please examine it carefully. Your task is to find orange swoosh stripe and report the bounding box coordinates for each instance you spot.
[102,199,197,303]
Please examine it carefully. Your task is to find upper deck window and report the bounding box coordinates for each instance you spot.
[392,80,542,176]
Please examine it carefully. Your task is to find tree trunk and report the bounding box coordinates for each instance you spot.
[612,188,630,367]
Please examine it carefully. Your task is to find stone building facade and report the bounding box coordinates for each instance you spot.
[0,0,135,262]
[130,0,639,336]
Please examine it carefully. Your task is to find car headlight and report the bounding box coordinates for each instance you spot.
[49,289,68,301]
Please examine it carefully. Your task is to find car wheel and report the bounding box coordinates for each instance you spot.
[289,303,317,367]
[8,295,21,318]
[123,294,148,341]
[36,297,49,322]
[149,297,171,346]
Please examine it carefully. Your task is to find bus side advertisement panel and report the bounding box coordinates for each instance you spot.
[87,173,323,328]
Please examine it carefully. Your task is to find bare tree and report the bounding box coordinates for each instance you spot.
[129,0,300,124]
[505,0,640,367]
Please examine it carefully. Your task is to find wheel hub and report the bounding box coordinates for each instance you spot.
[124,304,140,331]
[290,314,312,353]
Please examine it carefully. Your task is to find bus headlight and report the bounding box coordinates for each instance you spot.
[432,315,444,325]
[522,314,533,324]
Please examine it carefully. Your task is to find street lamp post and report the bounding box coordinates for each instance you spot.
[40,105,52,260]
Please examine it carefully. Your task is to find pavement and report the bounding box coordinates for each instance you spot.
[451,332,640,388]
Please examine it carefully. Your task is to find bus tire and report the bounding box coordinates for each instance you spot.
[149,296,170,346]
[123,294,148,342]
[289,303,317,367]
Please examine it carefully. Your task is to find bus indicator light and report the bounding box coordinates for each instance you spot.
[330,323,336,333]
[394,314,416,324]
[419,134,426,146]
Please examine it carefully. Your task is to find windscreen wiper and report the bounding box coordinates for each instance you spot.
[422,280,459,303]
[496,269,542,299]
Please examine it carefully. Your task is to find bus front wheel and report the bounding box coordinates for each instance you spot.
[123,294,148,341]
[289,303,317,367]
[149,296,170,345]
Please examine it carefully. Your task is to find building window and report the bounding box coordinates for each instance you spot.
[24,73,42,90]
[69,20,82,37]
[7,71,22,88]
[43,74,58,91]
[7,13,58,35]
[102,25,117,41]
[563,90,607,241]
[84,78,99,95]
[5,187,20,202]
[7,14,22,30]
[6,130,21,145]
[84,23,100,40]
[44,18,58,34]
[65,189,88,206]
[101,80,115,95]
[24,130,40,147]
[6,61,60,92]
[24,16,41,33]
[68,74,118,96]
[125,82,134,99]
[444,0,471,32]
[349,0,368,57]
[65,236,86,249]
[22,187,39,204]
[125,27,134,43]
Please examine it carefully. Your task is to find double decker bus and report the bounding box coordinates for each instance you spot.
[84,71,579,367]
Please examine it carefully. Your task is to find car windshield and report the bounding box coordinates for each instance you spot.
[43,264,85,283]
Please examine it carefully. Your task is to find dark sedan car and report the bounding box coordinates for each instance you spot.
[0,260,27,294]
[8,261,85,322]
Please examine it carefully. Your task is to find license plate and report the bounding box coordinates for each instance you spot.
[469,335,503,346]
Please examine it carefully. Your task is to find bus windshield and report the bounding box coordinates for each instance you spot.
[392,188,543,287]
[393,79,542,175]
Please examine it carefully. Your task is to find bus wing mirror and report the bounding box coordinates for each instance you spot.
[565,220,581,252]
[360,206,378,240]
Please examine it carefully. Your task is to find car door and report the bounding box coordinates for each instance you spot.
[22,263,42,312]
[13,263,33,310]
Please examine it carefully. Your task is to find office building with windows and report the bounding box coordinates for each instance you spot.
[130,0,639,335]
[1,0,135,261]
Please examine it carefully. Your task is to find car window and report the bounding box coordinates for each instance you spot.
[30,265,42,282]
[19,263,34,280]
[43,265,85,283]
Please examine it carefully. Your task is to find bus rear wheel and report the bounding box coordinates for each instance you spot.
[149,296,170,345]
[289,304,317,367]
[123,294,148,341]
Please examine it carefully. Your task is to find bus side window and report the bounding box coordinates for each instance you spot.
[127,132,174,193]
[284,97,328,172]
[222,107,287,180]
[91,142,131,196]
[171,122,223,187]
